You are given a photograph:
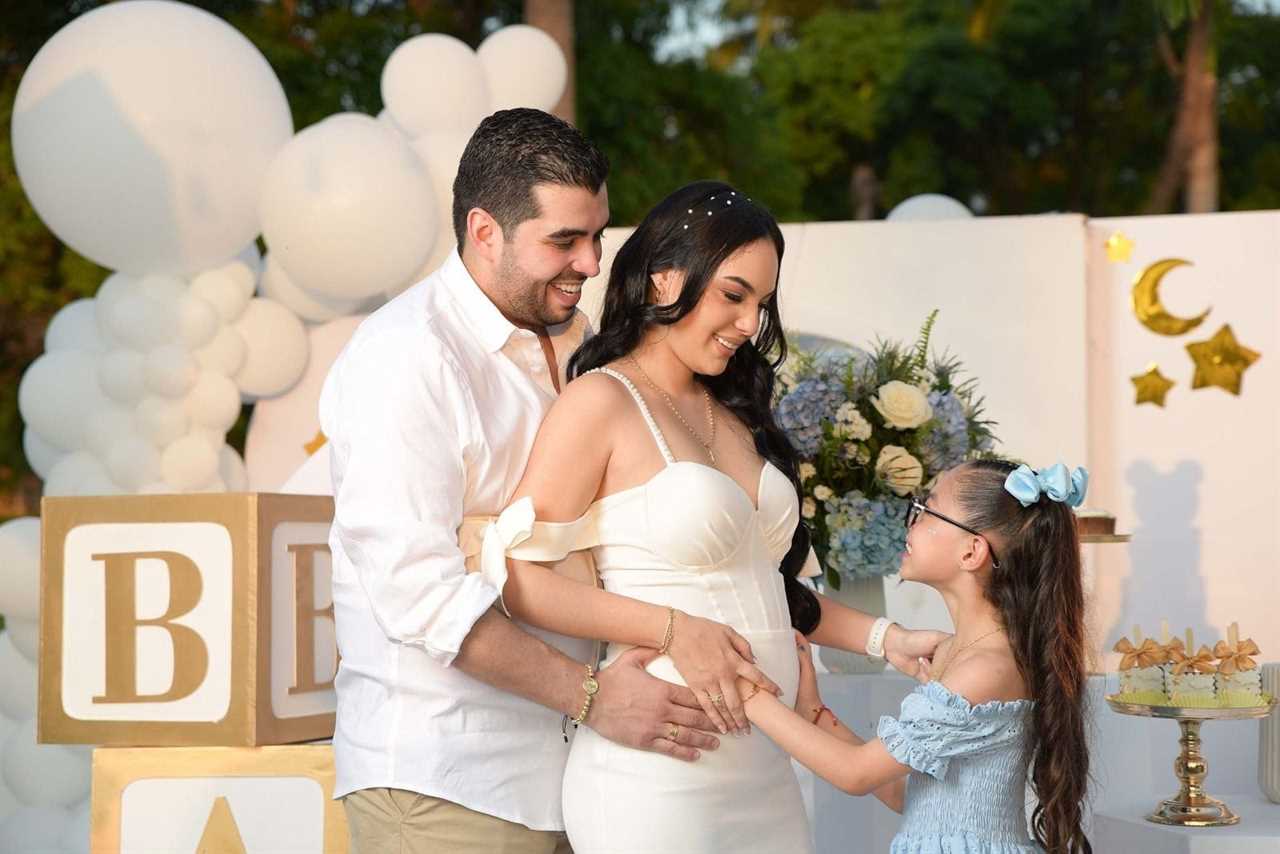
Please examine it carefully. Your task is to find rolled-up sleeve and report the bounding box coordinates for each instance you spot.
[321,328,500,666]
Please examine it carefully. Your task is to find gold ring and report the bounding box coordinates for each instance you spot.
[668,723,680,741]
[708,692,724,705]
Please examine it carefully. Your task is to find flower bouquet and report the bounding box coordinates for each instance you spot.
[774,311,997,589]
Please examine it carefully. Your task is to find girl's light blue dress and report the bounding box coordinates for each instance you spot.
[876,681,1041,853]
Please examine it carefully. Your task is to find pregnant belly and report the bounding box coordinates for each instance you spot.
[603,627,801,709]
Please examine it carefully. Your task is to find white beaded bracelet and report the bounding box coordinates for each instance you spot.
[865,617,894,659]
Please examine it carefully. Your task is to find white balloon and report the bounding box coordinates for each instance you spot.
[193,476,229,494]
[4,619,39,663]
[82,406,138,459]
[381,34,490,136]
[0,715,18,821]
[60,798,91,854]
[102,291,177,350]
[219,446,249,492]
[160,435,219,490]
[92,272,135,341]
[44,299,104,353]
[407,129,470,289]
[261,113,437,300]
[137,481,171,495]
[17,351,109,451]
[259,253,365,323]
[885,193,973,222]
[478,25,568,112]
[0,805,70,852]
[195,326,247,377]
[231,298,309,398]
[0,518,40,620]
[44,452,123,496]
[179,292,220,349]
[22,429,62,480]
[135,397,189,446]
[2,718,90,807]
[143,344,199,398]
[185,371,241,431]
[136,273,187,305]
[11,0,293,275]
[105,436,162,490]
[190,268,251,324]
[0,634,36,721]
[97,349,147,405]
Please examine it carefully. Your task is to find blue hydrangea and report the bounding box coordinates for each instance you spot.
[918,391,970,472]
[774,378,844,457]
[822,491,909,579]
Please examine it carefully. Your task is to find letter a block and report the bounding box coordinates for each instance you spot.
[39,493,338,745]
[91,745,348,853]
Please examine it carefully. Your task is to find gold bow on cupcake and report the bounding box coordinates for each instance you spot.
[1213,637,1260,675]
[1169,644,1218,675]
[1113,636,1165,670]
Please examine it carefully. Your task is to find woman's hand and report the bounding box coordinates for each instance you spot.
[665,611,780,735]
[793,631,822,720]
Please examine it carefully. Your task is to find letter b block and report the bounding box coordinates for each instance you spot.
[39,493,337,745]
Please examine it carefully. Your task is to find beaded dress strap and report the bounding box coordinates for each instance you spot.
[587,367,676,466]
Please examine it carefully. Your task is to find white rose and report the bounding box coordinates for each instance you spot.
[870,380,933,430]
[876,445,924,496]
[813,485,834,501]
[802,497,817,519]
[840,409,872,441]
[799,462,817,482]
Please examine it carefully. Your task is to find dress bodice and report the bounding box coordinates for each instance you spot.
[878,681,1040,854]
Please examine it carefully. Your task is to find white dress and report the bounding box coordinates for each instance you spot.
[493,367,814,854]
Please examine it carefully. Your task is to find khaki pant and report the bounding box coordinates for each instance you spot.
[343,788,573,854]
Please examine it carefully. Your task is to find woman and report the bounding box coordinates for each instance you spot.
[486,181,944,852]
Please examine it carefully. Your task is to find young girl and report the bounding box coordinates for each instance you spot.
[742,459,1092,853]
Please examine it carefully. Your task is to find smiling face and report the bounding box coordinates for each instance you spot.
[899,467,995,586]
[492,182,610,328]
[654,237,779,376]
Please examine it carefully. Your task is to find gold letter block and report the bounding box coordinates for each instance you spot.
[40,493,338,746]
[91,745,348,853]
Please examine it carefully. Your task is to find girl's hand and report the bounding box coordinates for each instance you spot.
[666,611,780,735]
[794,631,822,720]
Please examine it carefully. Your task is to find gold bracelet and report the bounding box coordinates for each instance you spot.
[741,683,761,703]
[657,607,676,655]
[571,664,599,726]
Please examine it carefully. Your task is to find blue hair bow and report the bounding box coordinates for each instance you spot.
[1003,463,1089,508]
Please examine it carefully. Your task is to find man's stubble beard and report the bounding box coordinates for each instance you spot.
[495,246,577,329]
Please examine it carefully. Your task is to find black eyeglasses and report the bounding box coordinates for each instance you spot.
[905,497,1001,569]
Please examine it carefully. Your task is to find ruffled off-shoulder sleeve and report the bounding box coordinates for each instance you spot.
[875,681,1030,782]
[458,497,602,616]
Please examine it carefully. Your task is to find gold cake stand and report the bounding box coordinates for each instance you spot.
[1106,694,1278,827]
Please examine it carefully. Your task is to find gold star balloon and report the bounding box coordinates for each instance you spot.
[1105,232,1135,263]
[1186,324,1260,395]
[1131,365,1175,406]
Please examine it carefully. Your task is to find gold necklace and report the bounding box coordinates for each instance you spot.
[933,626,1005,681]
[628,355,717,465]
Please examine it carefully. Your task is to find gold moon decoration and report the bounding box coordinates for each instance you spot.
[1131,258,1211,336]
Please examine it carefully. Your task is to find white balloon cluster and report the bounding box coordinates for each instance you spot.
[0,519,92,854]
[20,247,307,498]
[261,24,569,306]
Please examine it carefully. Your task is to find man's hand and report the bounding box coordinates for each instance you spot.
[884,625,949,679]
[587,647,721,762]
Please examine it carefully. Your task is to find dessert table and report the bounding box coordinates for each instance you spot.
[799,671,1276,853]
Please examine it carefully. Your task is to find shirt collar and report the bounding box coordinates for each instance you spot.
[441,248,520,353]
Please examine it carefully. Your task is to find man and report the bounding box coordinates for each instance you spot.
[320,109,719,853]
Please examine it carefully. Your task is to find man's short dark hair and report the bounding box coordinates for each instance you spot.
[452,108,610,247]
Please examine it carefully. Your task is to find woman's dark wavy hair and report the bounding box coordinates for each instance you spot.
[954,459,1092,854]
[569,180,821,633]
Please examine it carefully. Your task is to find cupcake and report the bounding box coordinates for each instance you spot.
[1215,623,1264,707]
[1168,641,1218,707]
[1113,628,1166,704]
